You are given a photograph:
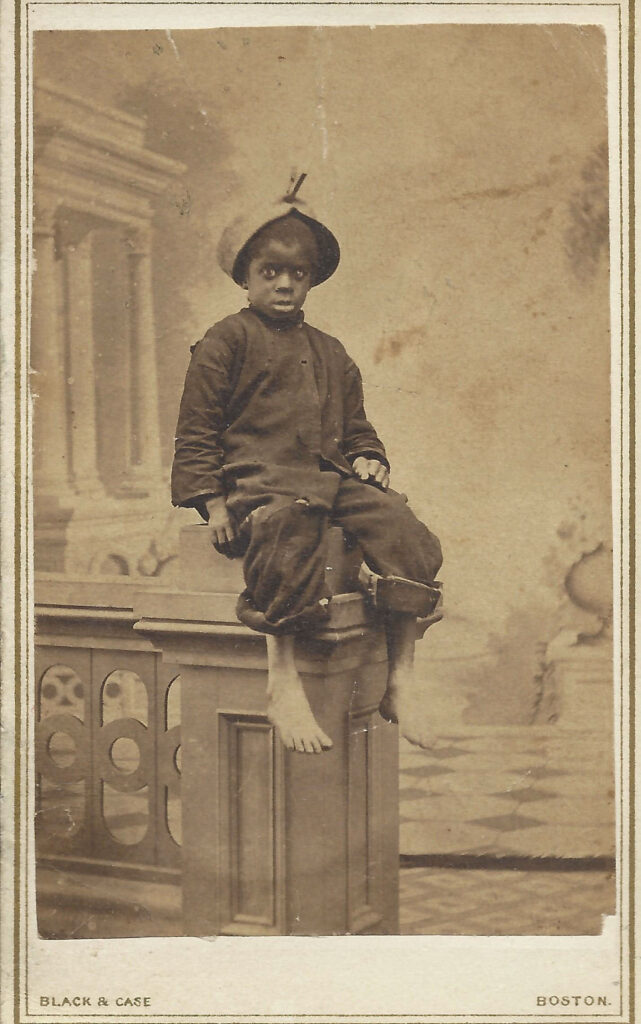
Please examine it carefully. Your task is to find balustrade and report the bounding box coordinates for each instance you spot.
[35,577,181,881]
[35,527,401,934]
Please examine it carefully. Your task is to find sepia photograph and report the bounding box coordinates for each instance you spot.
[2,2,632,1020]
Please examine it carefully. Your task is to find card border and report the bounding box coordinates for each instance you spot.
[8,5,635,1022]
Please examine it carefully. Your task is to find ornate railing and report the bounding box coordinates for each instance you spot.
[35,575,181,881]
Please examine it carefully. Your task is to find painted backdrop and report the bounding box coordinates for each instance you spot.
[34,25,612,727]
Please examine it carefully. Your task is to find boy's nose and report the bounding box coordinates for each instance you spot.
[275,272,294,290]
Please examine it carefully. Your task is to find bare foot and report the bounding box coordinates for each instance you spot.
[378,690,398,724]
[381,612,437,749]
[266,634,333,754]
[379,682,438,750]
[267,685,333,753]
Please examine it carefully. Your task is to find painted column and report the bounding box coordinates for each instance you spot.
[120,225,162,495]
[63,232,104,495]
[31,198,71,496]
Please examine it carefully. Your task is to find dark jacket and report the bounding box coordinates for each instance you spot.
[171,306,388,520]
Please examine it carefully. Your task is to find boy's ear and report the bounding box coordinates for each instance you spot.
[241,279,248,290]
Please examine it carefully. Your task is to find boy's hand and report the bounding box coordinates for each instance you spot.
[352,457,390,490]
[206,495,240,556]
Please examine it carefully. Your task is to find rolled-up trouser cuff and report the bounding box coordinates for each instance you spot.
[236,590,331,636]
[364,573,443,618]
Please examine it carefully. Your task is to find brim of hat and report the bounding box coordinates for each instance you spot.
[230,209,340,286]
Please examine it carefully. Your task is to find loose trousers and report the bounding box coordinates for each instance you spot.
[234,474,442,635]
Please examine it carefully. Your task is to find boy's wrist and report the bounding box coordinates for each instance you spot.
[204,493,226,507]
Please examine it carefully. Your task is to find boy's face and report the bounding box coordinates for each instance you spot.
[243,237,313,320]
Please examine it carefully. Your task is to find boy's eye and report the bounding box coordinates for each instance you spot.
[258,265,309,281]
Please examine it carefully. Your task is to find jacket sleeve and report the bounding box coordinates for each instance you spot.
[171,324,240,511]
[340,359,389,469]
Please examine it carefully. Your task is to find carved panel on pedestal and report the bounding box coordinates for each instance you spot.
[216,713,286,935]
[347,708,383,933]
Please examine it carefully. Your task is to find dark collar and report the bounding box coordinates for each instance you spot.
[243,305,305,331]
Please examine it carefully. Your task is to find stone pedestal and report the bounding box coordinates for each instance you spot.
[134,524,399,936]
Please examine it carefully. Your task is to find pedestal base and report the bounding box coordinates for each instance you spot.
[134,524,400,936]
[180,636,398,935]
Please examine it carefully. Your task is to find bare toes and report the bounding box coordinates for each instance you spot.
[379,701,398,724]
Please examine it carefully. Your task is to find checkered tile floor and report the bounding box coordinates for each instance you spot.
[398,728,615,859]
[37,725,616,937]
[37,863,616,938]
[399,866,615,935]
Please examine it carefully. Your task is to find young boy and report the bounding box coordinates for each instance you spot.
[171,175,443,754]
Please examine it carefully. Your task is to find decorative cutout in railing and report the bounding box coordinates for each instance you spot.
[35,578,182,879]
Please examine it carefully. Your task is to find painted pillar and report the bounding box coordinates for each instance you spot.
[31,198,71,496]
[120,225,162,495]
[63,232,104,495]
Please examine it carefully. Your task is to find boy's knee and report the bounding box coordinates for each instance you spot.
[424,529,443,577]
[244,499,327,576]
[391,502,442,581]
